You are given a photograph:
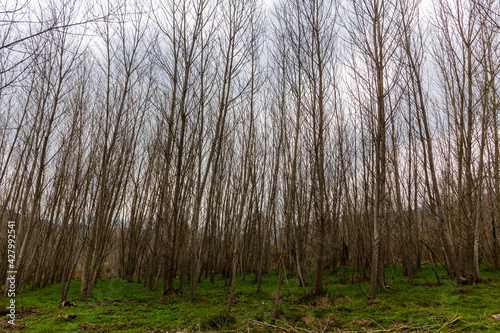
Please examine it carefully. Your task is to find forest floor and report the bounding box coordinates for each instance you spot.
[1,265,500,332]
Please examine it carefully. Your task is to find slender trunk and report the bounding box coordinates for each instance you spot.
[271,258,284,325]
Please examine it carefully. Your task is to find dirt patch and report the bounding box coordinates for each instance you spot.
[99,299,134,306]
[104,309,118,315]
[79,323,96,331]
[0,305,39,331]
[18,307,39,315]
[0,307,39,319]
[0,319,26,331]
[319,317,341,330]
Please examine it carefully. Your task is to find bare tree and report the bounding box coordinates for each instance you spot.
[345,0,402,299]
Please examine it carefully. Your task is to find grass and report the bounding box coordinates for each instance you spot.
[1,264,500,332]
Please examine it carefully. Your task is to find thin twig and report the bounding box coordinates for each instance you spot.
[437,316,462,332]
[277,319,313,333]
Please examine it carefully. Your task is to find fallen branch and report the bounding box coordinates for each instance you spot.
[419,240,441,285]
[358,284,370,300]
[249,319,288,332]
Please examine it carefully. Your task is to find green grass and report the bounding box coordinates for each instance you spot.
[2,264,500,332]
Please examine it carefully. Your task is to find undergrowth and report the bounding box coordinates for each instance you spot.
[1,264,500,332]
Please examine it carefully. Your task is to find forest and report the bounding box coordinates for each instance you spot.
[1,0,500,331]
